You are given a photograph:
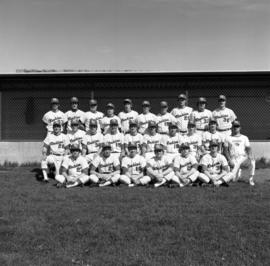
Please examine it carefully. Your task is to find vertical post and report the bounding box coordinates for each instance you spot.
[0,91,2,140]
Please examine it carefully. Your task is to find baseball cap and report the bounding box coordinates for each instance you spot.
[169,122,178,128]
[124,98,132,104]
[198,97,207,103]
[142,100,150,106]
[89,99,97,106]
[71,119,79,126]
[128,142,137,149]
[188,121,196,128]
[53,121,61,127]
[209,141,219,147]
[209,119,217,125]
[70,97,79,103]
[129,119,138,126]
[51,98,59,104]
[70,143,81,151]
[148,121,157,128]
[232,120,241,127]
[102,143,111,150]
[110,119,118,126]
[106,102,115,109]
[218,95,227,101]
[160,101,168,107]
[180,143,190,150]
[154,144,164,151]
[89,119,98,126]
[178,94,187,100]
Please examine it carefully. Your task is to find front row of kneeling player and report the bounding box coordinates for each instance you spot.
[48,140,251,189]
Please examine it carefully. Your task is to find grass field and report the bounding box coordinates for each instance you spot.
[0,167,270,266]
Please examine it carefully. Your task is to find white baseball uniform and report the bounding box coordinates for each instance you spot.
[67,129,85,149]
[103,132,124,159]
[65,109,85,132]
[190,109,212,135]
[124,133,144,153]
[156,113,177,134]
[182,133,202,160]
[143,133,162,161]
[42,110,67,133]
[83,111,104,132]
[118,110,138,133]
[161,133,182,163]
[100,115,121,134]
[212,107,237,137]
[136,112,157,134]
[202,131,224,154]
[170,106,193,134]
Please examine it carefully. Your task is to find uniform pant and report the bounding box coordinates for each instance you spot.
[149,171,180,183]
[231,156,255,181]
[55,174,90,184]
[198,172,234,184]
[119,175,151,185]
[180,170,200,183]
[41,155,64,175]
[89,173,120,184]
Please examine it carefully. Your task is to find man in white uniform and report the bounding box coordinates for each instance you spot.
[67,119,85,150]
[118,99,138,134]
[55,144,90,188]
[136,100,157,135]
[223,121,256,186]
[171,94,193,135]
[199,141,233,187]
[157,101,177,135]
[42,98,67,134]
[146,144,181,187]
[89,143,121,187]
[190,97,212,136]
[41,121,69,182]
[120,143,151,187]
[100,103,121,134]
[212,95,237,137]
[65,97,85,133]
[83,99,104,132]
[82,119,104,165]
[173,143,200,186]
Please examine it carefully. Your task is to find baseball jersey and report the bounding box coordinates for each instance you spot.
[182,133,202,154]
[144,133,162,152]
[170,106,193,132]
[100,115,121,134]
[156,113,177,134]
[136,112,157,134]
[82,132,104,154]
[202,131,224,153]
[65,109,85,132]
[212,108,237,131]
[118,110,138,133]
[42,110,67,132]
[62,155,88,177]
[124,133,144,153]
[67,129,85,149]
[147,156,172,173]
[200,153,228,175]
[83,111,104,132]
[190,109,212,131]
[121,154,146,175]
[224,134,250,157]
[173,154,197,174]
[161,133,182,154]
[43,133,69,155]
[103,132,124,153]
[92,155,120,173]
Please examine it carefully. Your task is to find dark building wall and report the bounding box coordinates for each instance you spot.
[0,72,270,140]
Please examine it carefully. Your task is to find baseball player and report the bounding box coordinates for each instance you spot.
[124,120,144,155]
[82,119,104,165]
[142,121,162,161]
[100,103,121,134]
[89,143,121,187]
[65,97,85,133]
[171,94,193,135]
[41,121,69,182]
[199,141,233,187]
[67,119,86,150]
[42,98,67,134]
[190,97,212,136]
[146,144,181,187]
[118,99,138,134]
[223,120,256,186]
[120,142,151,187]
[157,101,177,135]
[202,119,224,155]
[103,119,125,160]
[212,95,237,137]
[182,122,202,161]
[161,122,183,163]
[55,144,90,188]
[136,100,157,135]
[173,143,200,186]
[83,99,104,132]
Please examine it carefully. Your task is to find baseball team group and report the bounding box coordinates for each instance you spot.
[41,93,256,189]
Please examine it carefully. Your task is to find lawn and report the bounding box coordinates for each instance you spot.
[0,167,270,266]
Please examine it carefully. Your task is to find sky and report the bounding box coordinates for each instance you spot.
[0,0,270,73]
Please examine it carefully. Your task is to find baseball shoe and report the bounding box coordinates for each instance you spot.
[42,179,49,183]
[128,184,135,187]
[249,178,255,186]
[56,183,65,188]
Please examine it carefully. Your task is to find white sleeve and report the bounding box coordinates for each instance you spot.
[62,157,69,169]
[42,113,49,124]
[121,157,128,169]
[190,156,198,165]
[173,157,180,169]
[62,112,68,123]
[244,136,250,148]
[200,155,208,166]
[43,135,50,146]
[81,157,89,170]
[113,157,120,167]
[230,110,237,121]
[64,135,70,147]
[140,157,146,168]
[221,155,229,167]
[91,157,100,168]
